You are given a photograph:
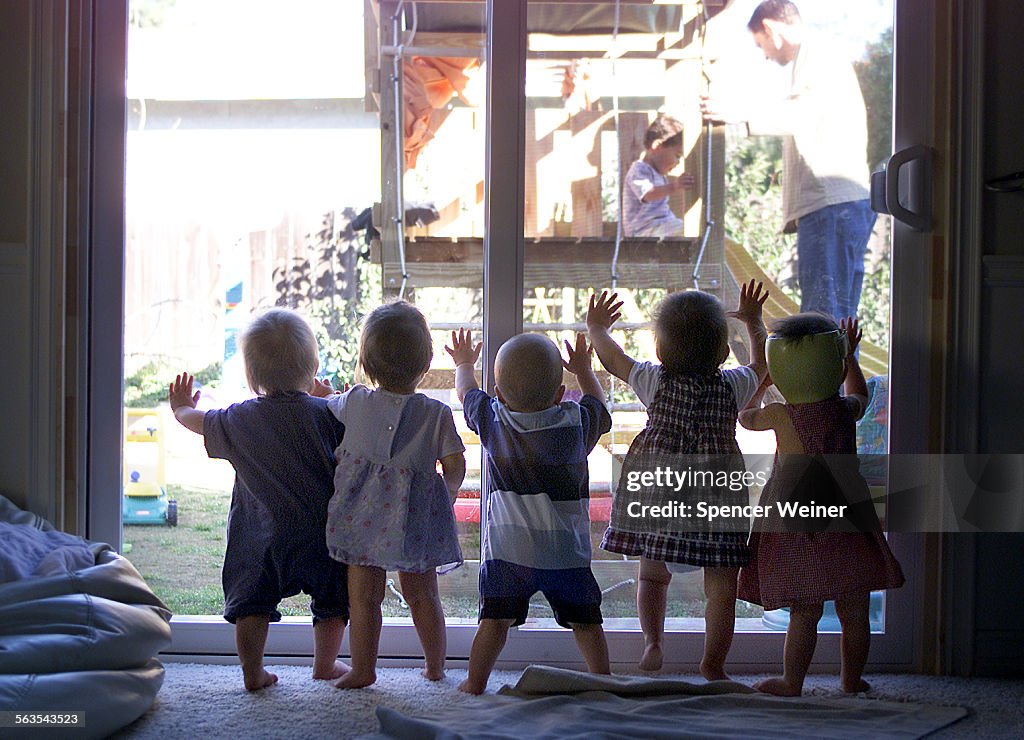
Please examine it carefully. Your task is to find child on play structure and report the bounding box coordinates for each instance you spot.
[587,280,769,677]
[168,308,349,691]
[317,300,465,689]
[622,113,697,237]
[448,329,612,694]
[738,312,904,696]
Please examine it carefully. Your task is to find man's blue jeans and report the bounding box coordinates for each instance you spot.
[796,200,876,321]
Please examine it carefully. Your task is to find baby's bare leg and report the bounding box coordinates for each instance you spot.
[312,616,350,680]
[637,557,672,671]
[701,566,739,681]
[755,602,823,697]
[334,565,386,689]
[399,570,446,680]
[235,614,278,691]
[459,618,514,695]
[835,591,872,692]
[570,622,611,675]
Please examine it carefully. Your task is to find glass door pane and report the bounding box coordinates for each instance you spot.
[710,1,896,636]
[517,0,896,641]
[375,0,487,625]
[123,0,382,618]
[120,0,907,662]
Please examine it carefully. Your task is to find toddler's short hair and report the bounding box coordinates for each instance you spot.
[495,333,564,412]
[653,290,728,375]
[644,114,684,150]
[769,312,838,340]
[747,0,801,33]
[359,300,433,390]
[241,308,319,395]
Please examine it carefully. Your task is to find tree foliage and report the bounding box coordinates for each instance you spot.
[273,210,380,389]
[854,27,894,172]
[724,134,798,301]
[124,360,221,407]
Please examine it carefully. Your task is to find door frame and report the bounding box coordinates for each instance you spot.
[82,0,951,670]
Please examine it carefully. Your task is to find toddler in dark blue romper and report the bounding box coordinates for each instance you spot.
[168,308,349,691]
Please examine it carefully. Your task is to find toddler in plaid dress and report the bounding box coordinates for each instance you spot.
[587,281,769,677]
[738,313,904,696]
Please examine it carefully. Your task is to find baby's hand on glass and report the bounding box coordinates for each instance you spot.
[840,317,862,357]
[168,372,200,411]
[445,328,482,367]
[562,332,594,377]
[586,291,623,331]
[311,377,342,397]
[727,279,768,323]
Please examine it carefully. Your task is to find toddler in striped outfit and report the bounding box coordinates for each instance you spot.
[447,330,612,694]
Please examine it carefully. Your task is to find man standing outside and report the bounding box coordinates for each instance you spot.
[702,0,876,322]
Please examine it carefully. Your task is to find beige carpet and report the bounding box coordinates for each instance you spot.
[112,663,1024,739]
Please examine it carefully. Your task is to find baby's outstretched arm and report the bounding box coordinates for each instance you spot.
[739,402,783,433]
[585,291,635,382]
[840,317,869,419]
[311,377,336,397]
[563,332,603,401]
[168,372,206,435]
[311,377,349,398]
[445,329,482,404]
[738,374,781,431]
[727,279,769,382]
[439,452,467,505]
[743,372,773,412]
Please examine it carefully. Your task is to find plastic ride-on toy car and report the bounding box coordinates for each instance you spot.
[123,408,177,526]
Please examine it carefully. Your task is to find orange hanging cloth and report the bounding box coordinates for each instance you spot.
[402,56,480,170]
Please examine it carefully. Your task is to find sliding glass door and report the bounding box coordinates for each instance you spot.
[92,0,942,668]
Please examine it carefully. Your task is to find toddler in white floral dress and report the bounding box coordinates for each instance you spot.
[317,301,466,689]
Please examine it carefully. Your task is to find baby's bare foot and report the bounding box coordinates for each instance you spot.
[422,666,445,681]
[313,660,351,681]
[754,677,802,697]
[638,644,663,672]
[458,677,486,695]
[842,678,871,693]
[333,669,376,689]
[243,668,278,692]
[699,661,729,682]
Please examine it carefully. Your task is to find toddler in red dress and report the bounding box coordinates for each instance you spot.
[738,313,904,696]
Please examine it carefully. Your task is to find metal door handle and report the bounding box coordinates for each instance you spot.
[870,144,933,232]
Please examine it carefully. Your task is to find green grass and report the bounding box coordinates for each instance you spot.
[124,484,232,616]
[123,484,487,618]
[123,484,761,621]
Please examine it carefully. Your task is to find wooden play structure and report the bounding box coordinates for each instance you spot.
[364,0,733,314]
[363,0,887,372]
